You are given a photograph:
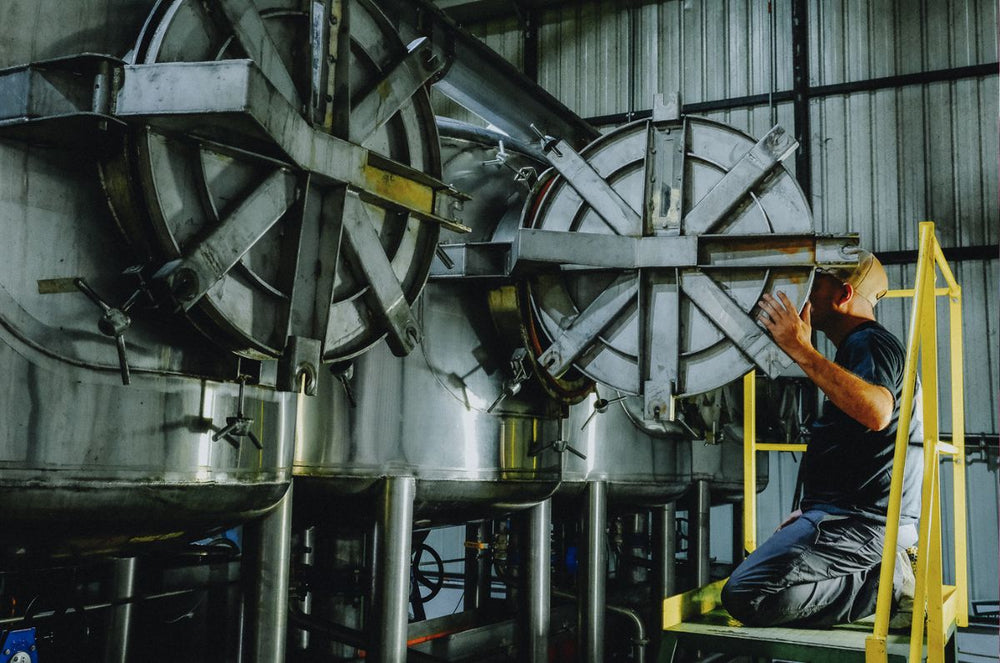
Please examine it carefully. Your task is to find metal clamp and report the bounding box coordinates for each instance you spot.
[486,348,530,413]
[213,376,262,450]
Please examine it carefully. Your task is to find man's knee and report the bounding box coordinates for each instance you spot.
[722,575,790,627]
[721,577,759,625]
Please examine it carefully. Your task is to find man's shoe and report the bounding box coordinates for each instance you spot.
[893,549,916,602]
[889,548,917,630]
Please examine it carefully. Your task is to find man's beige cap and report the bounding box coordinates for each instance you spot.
[818,250,889,307]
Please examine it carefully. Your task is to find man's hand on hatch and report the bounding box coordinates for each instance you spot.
[757,292,814,363]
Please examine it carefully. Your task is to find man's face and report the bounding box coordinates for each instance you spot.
[809,272,847,331]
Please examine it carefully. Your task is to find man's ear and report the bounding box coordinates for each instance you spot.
[837,282,855,307]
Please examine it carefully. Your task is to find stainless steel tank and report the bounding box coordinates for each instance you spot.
[293,121,564,524]
[0,0,457,557]
[0,0,296,558]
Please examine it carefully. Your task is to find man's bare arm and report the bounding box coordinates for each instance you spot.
[758,292,894,431]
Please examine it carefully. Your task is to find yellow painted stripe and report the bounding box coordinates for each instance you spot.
[756,443,808,452]
[362,163,434,214]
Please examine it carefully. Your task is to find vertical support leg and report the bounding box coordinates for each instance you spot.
[464,521,491,611]
[293,526,316,652]
[948,291,968,627]
[104,556,137,663]
[742,370,757,555]
[652,502,677,659]
[691,480,712,587]
[579,481,607,663]
[525,499,552,663]
[732,500,745,567]
[243,483,294,663]
[370,477,416,663]
[654,503,677,599]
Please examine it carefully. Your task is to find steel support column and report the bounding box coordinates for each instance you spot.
[370,476,416,663]
[104,556,137,663]
[579,481,607,663]
[655,502,677,599]
[691,480,712,588]
[243,483,294,663]
[525,499,551,662]
[464,521,491,611]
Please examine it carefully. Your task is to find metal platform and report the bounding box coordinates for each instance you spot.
[660,608,956,663]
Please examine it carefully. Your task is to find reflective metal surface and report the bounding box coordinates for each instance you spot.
[242,483,294,663]
[293,122,562,522]
[561,394,691,505]
[0,331,295,556]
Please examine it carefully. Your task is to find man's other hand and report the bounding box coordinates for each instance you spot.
[777,509,802,531]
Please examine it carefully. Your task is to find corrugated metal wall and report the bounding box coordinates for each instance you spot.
[433,0,998,604]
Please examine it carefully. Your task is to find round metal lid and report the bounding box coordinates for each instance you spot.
[103,0,443,361]
[526,116,815,402]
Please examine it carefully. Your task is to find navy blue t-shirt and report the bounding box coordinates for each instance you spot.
[800,321,920,524]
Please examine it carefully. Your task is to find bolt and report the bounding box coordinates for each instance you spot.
[405,326,420,346]
[171,267,199,302]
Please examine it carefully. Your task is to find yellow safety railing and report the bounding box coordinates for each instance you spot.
[865,221,968,663]
[742,370,809,554]
[740,222,967,663]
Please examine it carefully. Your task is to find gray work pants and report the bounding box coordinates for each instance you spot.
[721,509,886,627]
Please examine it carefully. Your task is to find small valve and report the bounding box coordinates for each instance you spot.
[74,268,151,385]
[486,348,530,413]
[481,139,510,167]
[579,390,628,431]
[531,437,587,461]
[529,123,562,157]
[213,375,262,450]
[330,362,357,409]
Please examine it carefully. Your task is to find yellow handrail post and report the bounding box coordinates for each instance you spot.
[945,267,969,628]
[743,370,757,555]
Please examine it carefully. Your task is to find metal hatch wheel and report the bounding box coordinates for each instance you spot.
[523,108,852,424]
[100,0,447,362]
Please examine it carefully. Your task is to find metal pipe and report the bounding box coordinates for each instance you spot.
[463,521,490,611]
[553,589,646,663]
[525,499,551,662]
[579,480,607,663]
[605,603,647,663]
[692,480,711,587]
[294,526,316,651]
[242,483,294,663]
[288,607,439,663]
[375,0,600,149]
[103,556,136,663]
[370,476,416,663]
[654,502,677,598]
[0,584,238,627]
